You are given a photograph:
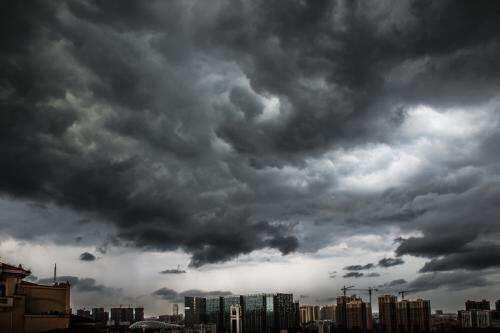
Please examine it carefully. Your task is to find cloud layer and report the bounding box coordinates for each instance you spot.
[1,0,500,292]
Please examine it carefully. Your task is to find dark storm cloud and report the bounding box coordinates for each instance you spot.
[377,279,407,289]
[1,0,500,274]
[79,252,96,261]
[406,272,492,292]
[343,272,363,278]
[365,272,380,278]
[343,263,374,271]
[378,258,405,268]
[38,275,120,295]
[151,287,233,302]
[159,267,187,274]
[419,244,500,272]
[378,271,492,293]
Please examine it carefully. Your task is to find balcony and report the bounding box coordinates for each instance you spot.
[0,296,14,307]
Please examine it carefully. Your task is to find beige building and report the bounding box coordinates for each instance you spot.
[346,297,373,331]
[0,261,70,333]
[335,295,373,331]
[299,304,320,324]
[378,294,397,332]
[396,299,431,332]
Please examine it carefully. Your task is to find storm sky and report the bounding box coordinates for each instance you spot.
[1,0,500,314]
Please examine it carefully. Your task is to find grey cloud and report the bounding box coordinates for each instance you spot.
[365,272,380,277]
[378,271,492,293]
[377,279,407,289]
[1,0,500,276]
[419,244,500,272]
[407,272,492,292]
[378,258,405,268]
[79,252,96,261]
[151,287,233,303]
[343,263,374,271]
[159,267,187,275]
[342,272,364,278]
[38,276,120,295]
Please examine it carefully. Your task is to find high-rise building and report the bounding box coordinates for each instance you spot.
[244,294,267,333]
[124,307,134,323]
[318,320,335,333]
[458,310,491,328]
[396,299,431,333]
[293,301,300,330]
[320,305,335,320]
[76,309,91,318]
[265,294,275,333]
[224,295,244,332]
[300,305,320,324]
[496,300,500,312]
[110,308,121,325]
[206,296,224,330]
[465,299,490,311]
[378,294,397,333]
[185,296,207,328]
[173,303,179,316]
[272,293,297,332]
[230,304,243,333]
[335,296,349,331]
[346,297,372,332]
[92,307,107,323]
[134,307,144,322]
[110,307,135,325]
[335,296,372,332]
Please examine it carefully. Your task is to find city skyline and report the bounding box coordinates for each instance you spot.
[2,0,500,319]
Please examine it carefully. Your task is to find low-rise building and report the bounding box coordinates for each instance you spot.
[0,261,71,333]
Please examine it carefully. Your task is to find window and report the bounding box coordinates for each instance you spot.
[0,283,5,297]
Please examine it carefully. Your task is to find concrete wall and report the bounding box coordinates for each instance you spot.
[24,314,70,333]
[24,284,70,314]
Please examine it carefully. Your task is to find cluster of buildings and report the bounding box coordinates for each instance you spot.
[298,295,430,333]
[183,293,432,333]
[457,299,500,329]
[184,293,300,333]
[2,259,500,333]
[377,295,431,333]
[75,305,144,327]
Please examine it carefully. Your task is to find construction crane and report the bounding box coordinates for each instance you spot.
[340,285,355,297]
[398,290,414,300]
[350,287,379,306]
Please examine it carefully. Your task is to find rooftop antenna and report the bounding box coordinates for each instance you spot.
[53,263,57,284]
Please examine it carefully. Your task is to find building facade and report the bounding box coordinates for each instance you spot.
[458,309,491,328]
[0,261,71,333]
[336,295,373,332]
[378,294,397,333]
[206,296,223,330]
[299,304,320,325]
[223,295,244,332]
[243,294,266,333]
[186,296,207,328]
[91,307,107,323]
[396,299,431,333]
[319,305,335,321]
[230,304,242,333]
[346,297,372,332]
[134,307,144,322]
[465,299,490,311]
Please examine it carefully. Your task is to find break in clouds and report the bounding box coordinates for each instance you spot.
[1,0,500,294]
